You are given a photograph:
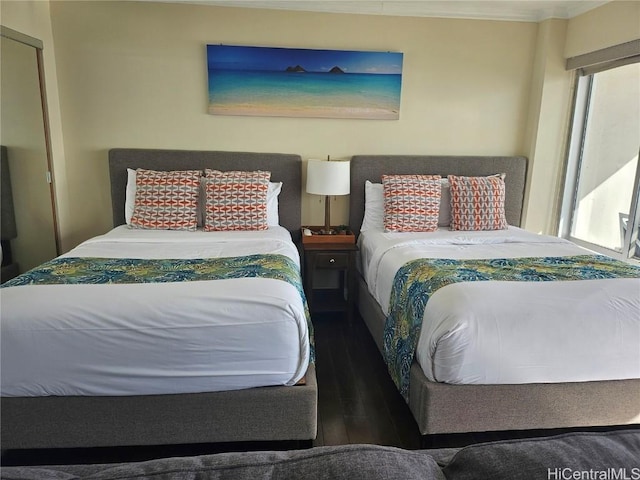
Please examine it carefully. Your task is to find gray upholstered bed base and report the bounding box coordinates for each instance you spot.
[350,155,640,437]
[1,364,317,449]
[1,149,317,450]
[358,275,640,435]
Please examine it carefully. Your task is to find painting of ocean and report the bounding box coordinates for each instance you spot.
[207,45,403,120]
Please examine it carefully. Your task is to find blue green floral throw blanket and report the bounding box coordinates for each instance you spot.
[3,253,315,362]
[384,254,640,401]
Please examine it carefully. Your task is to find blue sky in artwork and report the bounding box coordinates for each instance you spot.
[207,45,403,74]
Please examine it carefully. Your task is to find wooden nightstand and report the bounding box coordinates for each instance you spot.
[302,241,358,324]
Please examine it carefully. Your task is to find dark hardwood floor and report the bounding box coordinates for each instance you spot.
[312,312,420,449]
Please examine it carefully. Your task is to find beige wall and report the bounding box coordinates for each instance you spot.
[565,0,640,57]
[4,1,637,250]
[522,18,573,235]
[48,1,538,249]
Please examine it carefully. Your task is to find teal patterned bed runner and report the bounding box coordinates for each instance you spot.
[2,253,315,362]
[384,254,640,401]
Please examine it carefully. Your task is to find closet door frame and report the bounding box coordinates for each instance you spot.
[1,25,60,258]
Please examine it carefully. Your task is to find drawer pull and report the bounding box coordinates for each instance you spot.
[315,253,347,268]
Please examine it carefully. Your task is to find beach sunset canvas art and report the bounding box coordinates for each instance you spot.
[207,45,403,119]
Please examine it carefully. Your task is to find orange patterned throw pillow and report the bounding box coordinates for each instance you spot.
[130,169,200,230]
[382,174,441,232]
[204,170,270,231]
[448,174,508,231]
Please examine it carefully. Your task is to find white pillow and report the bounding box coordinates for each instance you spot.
[439,178,451,227]
[125,170,282,227]
[125,168,137,225]
[360,179,451,232]
[266,181,282,226]
[360,181,384,232]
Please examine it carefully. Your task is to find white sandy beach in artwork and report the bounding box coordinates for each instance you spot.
[208,103,399,120]
[207,63,403,120]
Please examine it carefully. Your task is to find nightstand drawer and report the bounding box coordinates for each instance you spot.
[315,253,349,269]
[302,242,358,323]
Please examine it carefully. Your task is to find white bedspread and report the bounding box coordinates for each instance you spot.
[1,226,310,397]
[359,227,640,385]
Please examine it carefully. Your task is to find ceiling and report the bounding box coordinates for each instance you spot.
[157,0,611,22]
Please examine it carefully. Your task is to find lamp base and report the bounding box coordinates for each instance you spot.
[323,194,332,236]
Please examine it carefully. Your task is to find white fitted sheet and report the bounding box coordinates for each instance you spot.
[1,226,310,397]
[359,227,640,385]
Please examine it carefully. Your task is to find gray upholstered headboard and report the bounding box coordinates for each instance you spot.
[108,149,302,240]
[349,155,528,237]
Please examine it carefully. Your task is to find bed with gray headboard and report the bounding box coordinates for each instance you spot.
[1,148,317,452]
[349,154,640,441]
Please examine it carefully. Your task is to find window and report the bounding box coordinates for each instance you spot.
[561,51,640,262]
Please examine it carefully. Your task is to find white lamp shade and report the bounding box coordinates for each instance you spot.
[306,159,350,196]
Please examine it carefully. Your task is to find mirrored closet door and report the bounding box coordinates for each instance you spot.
[1,26,59,282]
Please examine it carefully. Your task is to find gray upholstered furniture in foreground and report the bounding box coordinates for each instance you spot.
[2,430,639,479]
[1,149,317,451]
[349,154,640,438]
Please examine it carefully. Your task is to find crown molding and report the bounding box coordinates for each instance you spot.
[145,0,611,22]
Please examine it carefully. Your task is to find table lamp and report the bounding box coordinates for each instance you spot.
[306,158,350,234]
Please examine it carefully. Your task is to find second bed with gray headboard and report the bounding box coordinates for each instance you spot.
[349,154,640,443]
